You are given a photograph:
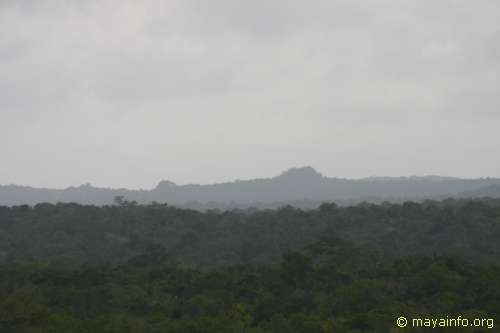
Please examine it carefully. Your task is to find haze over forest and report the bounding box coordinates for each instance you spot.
[2,2,500,332]
[2,167,500,209]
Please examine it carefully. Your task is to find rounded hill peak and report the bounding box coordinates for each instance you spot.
[279,166,323,179]
[155,180,177,189]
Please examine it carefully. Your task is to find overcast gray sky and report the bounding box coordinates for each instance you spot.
[1,0,499,189]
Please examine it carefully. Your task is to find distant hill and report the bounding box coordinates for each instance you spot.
[1,167,500,208]
[458,184,500,198]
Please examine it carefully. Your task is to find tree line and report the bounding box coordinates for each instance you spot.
[0,199,499,332]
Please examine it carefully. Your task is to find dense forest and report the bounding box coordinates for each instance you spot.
[1,199,499,332]
[1,198,500,266]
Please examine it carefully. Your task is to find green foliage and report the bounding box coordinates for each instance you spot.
[1,200,499,332]
[1,199,500,266]
[0,238,499,332]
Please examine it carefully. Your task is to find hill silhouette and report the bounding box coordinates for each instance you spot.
[1,167,500,208]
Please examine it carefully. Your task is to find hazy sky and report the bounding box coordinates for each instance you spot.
[1,0,499,189]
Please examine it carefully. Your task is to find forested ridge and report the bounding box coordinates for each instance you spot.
[1,199,499,332]
[1,199,500,265]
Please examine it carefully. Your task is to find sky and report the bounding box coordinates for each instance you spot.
[1,0,499,189]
